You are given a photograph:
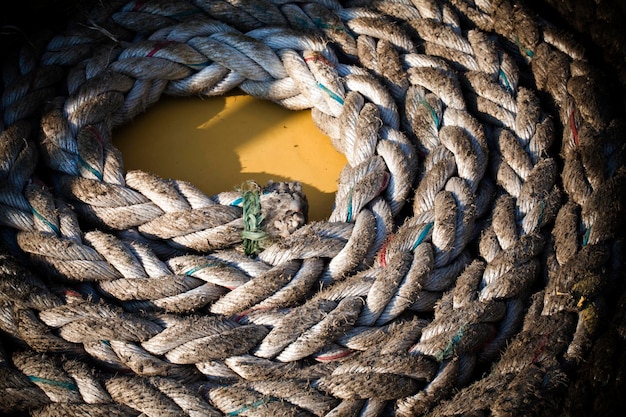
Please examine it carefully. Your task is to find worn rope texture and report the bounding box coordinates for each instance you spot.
[525,0,626,101]
[0,0,624,416]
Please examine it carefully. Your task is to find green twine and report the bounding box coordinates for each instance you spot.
[227,397,277,416]
[435,325,467,361]
[239,181,267,256]
[312,17,353,37]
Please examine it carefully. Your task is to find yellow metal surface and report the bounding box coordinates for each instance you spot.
[113,92,347,221]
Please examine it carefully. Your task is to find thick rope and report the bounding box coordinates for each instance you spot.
[1,0,624,416]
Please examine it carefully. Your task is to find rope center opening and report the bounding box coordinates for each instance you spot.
[113,91,346,221]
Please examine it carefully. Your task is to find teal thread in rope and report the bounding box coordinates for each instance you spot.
[227,397,278,416]
[536,199,546,230]
[582,226,592,246]
[30,206,61,236]
[420,98,440,129]
[411,222,433,251]
[317,82,345,105]
[183,263,218,276]
[499,69,512,92]
[435,324,467,361]
[28,375,78,391]
[514,36,535,58]
[77,155,103,181]
[346,189,354,222]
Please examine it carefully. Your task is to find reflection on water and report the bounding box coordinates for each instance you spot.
[112,92,347,221]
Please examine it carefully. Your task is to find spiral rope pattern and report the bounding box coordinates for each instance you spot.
[1,0,624,416]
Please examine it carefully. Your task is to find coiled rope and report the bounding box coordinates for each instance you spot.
[1,0,624,416]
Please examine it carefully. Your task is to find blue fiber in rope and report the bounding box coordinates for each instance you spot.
[583,226,592,246]
[346,190,354,222]
[317,82,345,105]
[77,155,103,181]
[30,206,61,236]
[515,36,535,58]
[184,263,218,276]
[499,69,512,92]
[28,375,78,391]
[411,222,433,251]
[420,98,440,129]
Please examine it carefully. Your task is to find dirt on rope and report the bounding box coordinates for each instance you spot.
[1,0,625,416]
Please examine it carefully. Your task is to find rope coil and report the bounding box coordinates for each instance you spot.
[1,0,624,416]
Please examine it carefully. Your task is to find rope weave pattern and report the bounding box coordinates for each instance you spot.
[1,0,624,416]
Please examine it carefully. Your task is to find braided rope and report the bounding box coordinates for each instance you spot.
[1,0,624,416]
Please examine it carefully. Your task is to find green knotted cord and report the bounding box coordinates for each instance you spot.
[240,181,268,256]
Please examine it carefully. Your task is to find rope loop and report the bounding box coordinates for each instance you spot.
[1,0,624,416]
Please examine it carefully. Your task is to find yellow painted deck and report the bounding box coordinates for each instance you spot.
[113,91,347,221]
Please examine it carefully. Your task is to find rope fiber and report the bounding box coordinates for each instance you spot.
[1,0,625,416]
